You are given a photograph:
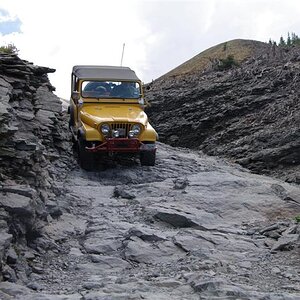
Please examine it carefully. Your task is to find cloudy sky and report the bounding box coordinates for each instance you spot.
[0,0,300,99]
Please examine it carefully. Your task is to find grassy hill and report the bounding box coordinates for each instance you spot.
[162,39,269,78]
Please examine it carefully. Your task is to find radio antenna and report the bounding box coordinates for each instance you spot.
[120,43,125,66]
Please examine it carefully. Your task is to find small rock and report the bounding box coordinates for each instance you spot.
[238,261,252,269]
[173,178,189,190]
[0,192,33,216]
[271,234,299,252]
[31,265,44,274]
[113,186,136,199]
[27,282,42,291]
[6,247,18,264]
[82,282,104,290]
[271,267,281,274]
[259,223,280,235]
[2,265,17,282]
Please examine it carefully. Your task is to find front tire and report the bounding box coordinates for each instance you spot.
[78,138,95,171]
[140,151,156,166]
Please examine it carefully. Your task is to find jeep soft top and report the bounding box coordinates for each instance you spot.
[72,65,140,81]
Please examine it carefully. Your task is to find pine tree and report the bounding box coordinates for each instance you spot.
[291,32,300,45]
[287,32,292,46]
[279,36,286,47]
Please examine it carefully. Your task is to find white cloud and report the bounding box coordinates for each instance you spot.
[1,0,300,98]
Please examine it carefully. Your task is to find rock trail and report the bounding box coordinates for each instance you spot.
[1,143,300,299]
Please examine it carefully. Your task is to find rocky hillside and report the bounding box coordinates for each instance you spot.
[146,39,300,183]
[0,53,73,284]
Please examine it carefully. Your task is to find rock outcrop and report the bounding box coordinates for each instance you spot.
[145,40,300,183]
[0,53,73,283]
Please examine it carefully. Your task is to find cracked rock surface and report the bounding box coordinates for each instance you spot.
[1,143,299,299]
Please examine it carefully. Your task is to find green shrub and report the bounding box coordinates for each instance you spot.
[0,44,19,54]
[217,55,239,71]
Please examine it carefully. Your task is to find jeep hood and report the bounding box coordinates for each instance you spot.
[80,104,148,128]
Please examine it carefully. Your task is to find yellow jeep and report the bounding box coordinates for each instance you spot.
[68,65,157,170]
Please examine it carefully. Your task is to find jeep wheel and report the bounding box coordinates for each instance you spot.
[78,138,95,171]
[140,151,156,166]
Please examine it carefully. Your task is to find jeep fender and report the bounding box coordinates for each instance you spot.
[79,122,102,141]
[140,123,157,142]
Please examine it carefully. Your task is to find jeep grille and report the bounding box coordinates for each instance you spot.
[110,123,133,137]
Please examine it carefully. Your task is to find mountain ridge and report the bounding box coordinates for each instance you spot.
[159,39,270,79]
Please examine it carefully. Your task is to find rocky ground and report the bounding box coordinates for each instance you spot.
[0,52,300,299]
[145,41,300,183]
[1,143,300,299]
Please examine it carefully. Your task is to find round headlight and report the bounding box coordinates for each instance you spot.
[101,124,110,135]
[131,124,142,135]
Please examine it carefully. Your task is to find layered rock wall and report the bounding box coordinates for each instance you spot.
[0,54,72,283]
[146,44,300,182]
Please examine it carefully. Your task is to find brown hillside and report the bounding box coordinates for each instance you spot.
[162,39,269,78]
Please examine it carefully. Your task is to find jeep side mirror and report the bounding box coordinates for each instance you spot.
[71,91,80,103]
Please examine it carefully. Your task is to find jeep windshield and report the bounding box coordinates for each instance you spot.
[81,80,141,99]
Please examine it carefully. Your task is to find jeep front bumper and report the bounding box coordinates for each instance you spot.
[86,138,156,153]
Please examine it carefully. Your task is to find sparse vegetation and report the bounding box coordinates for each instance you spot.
[217,54,239,71]
[0,44,19,54]
[269,32,300,47]
[295,215,300,223]
[163,39,262,78]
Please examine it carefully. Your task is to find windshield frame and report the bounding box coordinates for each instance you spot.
[80,80,142,100]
